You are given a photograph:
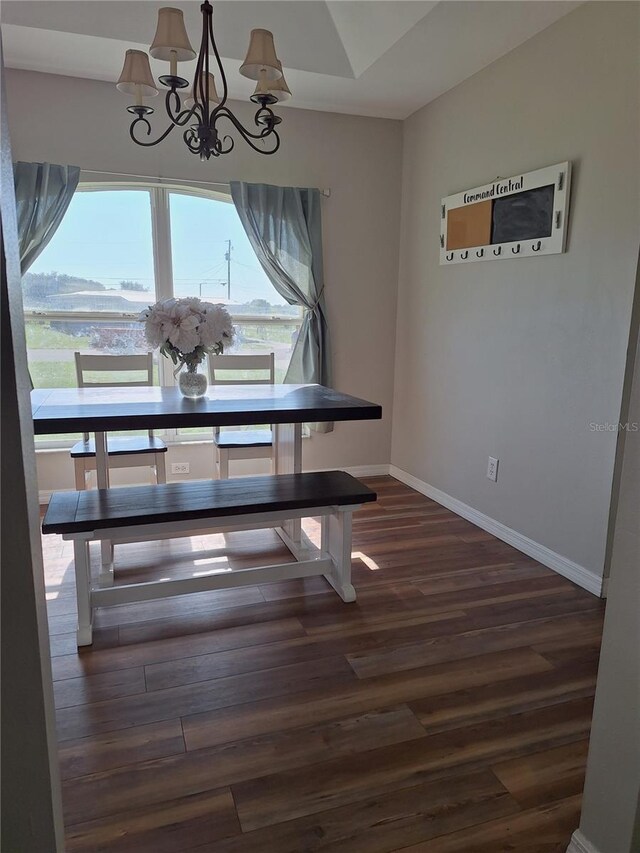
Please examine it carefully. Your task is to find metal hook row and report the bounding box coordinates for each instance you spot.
[445,240,543,261]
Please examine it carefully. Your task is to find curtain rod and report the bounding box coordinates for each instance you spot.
[80,168,331,197]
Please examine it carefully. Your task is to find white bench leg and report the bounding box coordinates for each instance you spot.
[323,508,356,602]
[73,539,93,646]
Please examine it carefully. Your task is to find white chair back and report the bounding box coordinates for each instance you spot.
[208,353,275,437]
[74,352,154,388]
[74,352,155,441]
[208,353,275,385]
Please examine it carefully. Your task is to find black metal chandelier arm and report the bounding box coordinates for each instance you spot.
[195,0,211,108]
[183,126,202,154]
[213,105,276,142]
[213,108,280,154]
[161,82,207,129]
[167,102,203,129]
[129,115,178,147]
[215,134,235,155]
[254,106,279,135]
[207,7,229,106]
[166,87,182,117]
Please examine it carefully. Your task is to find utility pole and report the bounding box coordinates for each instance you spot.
[224,240,232,301]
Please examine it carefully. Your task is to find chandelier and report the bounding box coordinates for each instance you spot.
[116,3,290,159]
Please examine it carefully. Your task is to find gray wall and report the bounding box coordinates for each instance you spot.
[392,2,640,584]
[577,255,640,852]
[5,69,403,485]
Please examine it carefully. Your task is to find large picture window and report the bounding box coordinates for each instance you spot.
[25,184,302,444]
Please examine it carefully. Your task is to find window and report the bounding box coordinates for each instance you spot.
[25,184,302,445]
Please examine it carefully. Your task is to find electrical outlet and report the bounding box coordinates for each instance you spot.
[487,456,499,482]
[171,462,190,475]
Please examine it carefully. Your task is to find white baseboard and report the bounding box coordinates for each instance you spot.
[566,829,601,853]
[340,464,390,478]
[389,465,603,597]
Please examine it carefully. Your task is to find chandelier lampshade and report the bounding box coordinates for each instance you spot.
[150,8,196,61]
[239,29,282,81]
[116,1,289,159]
[117,50,158,98]
[185,72,220,108]
[265,60,292,102]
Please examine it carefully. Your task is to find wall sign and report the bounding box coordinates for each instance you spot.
[440,161,571,265]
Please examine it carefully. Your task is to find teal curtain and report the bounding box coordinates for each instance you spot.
[230,181,332,432]
[14,161,80,388]
[13,161,80,273]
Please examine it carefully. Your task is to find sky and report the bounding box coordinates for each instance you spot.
[30,188,285,305]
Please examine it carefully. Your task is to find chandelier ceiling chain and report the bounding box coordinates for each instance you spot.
[116,2,291,159]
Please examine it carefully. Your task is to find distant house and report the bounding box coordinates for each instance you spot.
[44,289,153,313]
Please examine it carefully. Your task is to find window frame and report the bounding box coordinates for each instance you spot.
[25,181,302,448]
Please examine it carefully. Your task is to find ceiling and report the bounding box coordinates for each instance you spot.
[1,1,580,120]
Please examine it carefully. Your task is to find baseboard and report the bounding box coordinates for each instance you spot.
[566,829,601,853]
[340,464,390,478]
[389,465,603,597]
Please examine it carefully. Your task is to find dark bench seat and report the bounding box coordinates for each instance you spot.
[43,471,376,535]
[42,471,377,646]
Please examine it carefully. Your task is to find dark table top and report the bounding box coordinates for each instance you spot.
[31,384,382,434]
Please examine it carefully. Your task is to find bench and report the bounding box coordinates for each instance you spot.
[42,471,377,646]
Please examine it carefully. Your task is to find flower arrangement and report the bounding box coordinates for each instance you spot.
[138,297,234,371]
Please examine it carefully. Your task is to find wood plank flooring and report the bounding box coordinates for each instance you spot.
[42,476,604,852]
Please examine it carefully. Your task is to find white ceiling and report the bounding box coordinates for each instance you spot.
[1,1,580,119]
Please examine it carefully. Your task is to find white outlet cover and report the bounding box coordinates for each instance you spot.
[487,457,499,482]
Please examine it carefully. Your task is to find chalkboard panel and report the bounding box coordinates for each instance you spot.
[491,184,554,244]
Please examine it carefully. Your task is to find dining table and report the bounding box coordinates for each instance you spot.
[32,383,382,583]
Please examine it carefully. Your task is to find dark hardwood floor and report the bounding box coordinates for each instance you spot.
[42,476,604,852]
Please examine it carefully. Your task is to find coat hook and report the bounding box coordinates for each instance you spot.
[440,234,445,248]
[493,246,502,256]
[446,252,454,261]
[476,248,484,258]
[532,241,542,252]
[511,244,521,254]
[460,250,469,259]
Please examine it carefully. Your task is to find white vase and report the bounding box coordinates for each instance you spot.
[178,363,208,399]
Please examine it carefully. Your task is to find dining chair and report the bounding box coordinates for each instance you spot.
[70,352,167,489]
[208,353,275,479]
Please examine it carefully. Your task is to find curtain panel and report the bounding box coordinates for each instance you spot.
[14,161,80,388]
[230,181,332,433]
[14,161,80,273]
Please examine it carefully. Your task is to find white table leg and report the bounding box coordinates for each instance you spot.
[274,422,302,544]
[94,431,114,585]
[323,508,356,602]
[73,538,94,646]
